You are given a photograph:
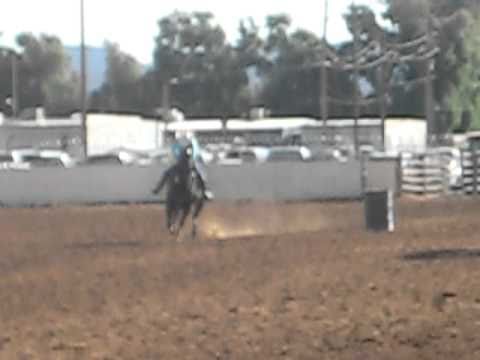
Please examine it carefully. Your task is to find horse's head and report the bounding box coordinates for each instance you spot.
[184,144,193,158]
[176,144,193,168]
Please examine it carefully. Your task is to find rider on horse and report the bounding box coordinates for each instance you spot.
[152,144,204,235]
[153,131,212,198]
[170,130,213,200]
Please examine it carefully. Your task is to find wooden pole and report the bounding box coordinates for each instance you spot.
[321,0,329,129]
[425,6,435,146]
[80,0,88,158]
[352,2,360,157]
[11,52,19,118]
[377,36,387,151]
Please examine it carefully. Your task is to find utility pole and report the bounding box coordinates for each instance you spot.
[161,81,170,119]
[156,81,170,148]
[352,2,360,157]
[377,36,387,151]
[80,0,88,158]
[0,45,21,118]
[320,0,329,130]
[11,51,19,118]
[425,11,435,147]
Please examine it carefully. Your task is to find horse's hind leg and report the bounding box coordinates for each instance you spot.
[192,217,197,240]
[179,205,190,229]
[191,200,204,240]
[193,198,204,218]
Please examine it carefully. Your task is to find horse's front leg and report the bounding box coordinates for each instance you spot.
[175,204,191,242]
[166,199,178,235]
[192,198,204,219]
[180,203,191,227]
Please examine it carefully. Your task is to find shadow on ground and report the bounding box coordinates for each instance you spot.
[68,240,142,250]
[402,248,480,261]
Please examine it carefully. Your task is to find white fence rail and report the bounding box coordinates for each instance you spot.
[401,152,450,195]
[461,150,480,194]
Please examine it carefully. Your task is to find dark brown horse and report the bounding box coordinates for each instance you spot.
[152,147,205,239]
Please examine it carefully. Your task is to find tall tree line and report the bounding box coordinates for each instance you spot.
[0,33,79,117]
[1,1,480,130]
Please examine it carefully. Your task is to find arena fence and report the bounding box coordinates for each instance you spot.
[0,158,400,207]
[401,151,451,195]
[461,149,480,195]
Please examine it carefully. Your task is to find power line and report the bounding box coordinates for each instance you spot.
[388,74,437,90]
[327,96,379,107]
[316,8,460,72]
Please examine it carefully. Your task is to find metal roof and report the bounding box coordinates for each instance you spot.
[0,118,82,128]
[166,119,223,132]
[226,118,318,131]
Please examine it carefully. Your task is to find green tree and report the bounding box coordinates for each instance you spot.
[18,33,80,115]
[151,11,249,117]
[0,33,79,116]
[236,18,266,109]
[344,4,384,43]
[383,0,472,121]
[262,30,322,116]
[90,42,144,113]
[259,15,327,116]
[448,10,480,130]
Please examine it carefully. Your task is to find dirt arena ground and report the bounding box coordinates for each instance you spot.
[1,197,480,359]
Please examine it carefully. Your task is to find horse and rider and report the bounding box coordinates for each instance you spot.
[152,130,213,237]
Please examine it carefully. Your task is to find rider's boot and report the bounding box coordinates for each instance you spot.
[198,174,213,200]
[204,189,214,200]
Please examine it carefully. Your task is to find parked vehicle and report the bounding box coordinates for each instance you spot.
[11,149,76,168]
[79,148,165,167]
[80,154,124,166]
[266,146,312,162]
[0,152,30,170]
[310,147,349,162]
[142,149,171,165]
[216,146,269,165]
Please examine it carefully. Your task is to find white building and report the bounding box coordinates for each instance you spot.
[86,113,164,155]
[384,118,427,154]
[0,111,428,158]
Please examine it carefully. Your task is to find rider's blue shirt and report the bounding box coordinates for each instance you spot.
[171,141,184,160]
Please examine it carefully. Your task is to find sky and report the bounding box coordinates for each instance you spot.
[0,0,387,65]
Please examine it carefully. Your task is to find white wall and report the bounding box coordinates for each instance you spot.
[0,160,399,207]
[385,119,427,153]
[87,114,164,155]
[207,162,363,200]
[0,165,162,206]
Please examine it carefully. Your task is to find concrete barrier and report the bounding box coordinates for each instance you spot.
[0,159,398,207]
[0,165,163,206]
[207,161,363,201]
[365,157,401,195]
